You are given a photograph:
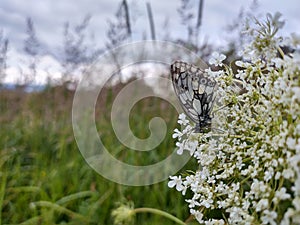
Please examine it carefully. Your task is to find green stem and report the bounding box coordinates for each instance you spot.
[32,201,89,222]
[276,46,285,58]
[133,207,186,225]
[55,190,96,205]
[0,172,7,225]
[6,186,41,193]
[17,216,42,225]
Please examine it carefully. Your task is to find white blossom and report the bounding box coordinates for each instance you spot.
[204,219,225,225]
[275,187,291,201]
[261,210,277,225]
[168,176,184,191]
[177,113,189,126]
[290,32,300,46]
[209,52,226,67]
[256,199,269,212]
[175,141,184,155]
[186,198,200,208]
[267,12,285,29]
[168,12,300,225]
[172,128,183,140]
[190,209,204,223]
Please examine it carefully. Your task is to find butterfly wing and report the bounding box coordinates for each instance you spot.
[170,61,217,128]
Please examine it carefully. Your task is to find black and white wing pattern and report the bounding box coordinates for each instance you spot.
[170,61,217,133]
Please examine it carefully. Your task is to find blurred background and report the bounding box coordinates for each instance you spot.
[0,0,299,224]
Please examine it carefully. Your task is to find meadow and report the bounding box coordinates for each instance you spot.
[0,82,198,225]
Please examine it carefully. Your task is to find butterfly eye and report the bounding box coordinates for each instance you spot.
[200,78,207,85]
[207,80,216,87]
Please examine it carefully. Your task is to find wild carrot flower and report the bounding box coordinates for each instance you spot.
[169,12,300,225]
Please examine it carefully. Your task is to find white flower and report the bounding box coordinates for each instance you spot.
[185,140,198,156]
[297,142,300,152]
[182,124,193,134]
[293,177,300,196]
[172,128,183,139]
[272,57,285,68]
[175,141,184,155]
[205,67,223,78]
[275,187,291,200]
[264,167,274,182]
[242,200,250,210]
[178,113,189,126]
[235,60,251,68]
[296,124,300,134]
[289,154,300,170]
[251,179,267,196]
[190,209,204,223]
[282,168,294,179]
[217,200,227,208]
[291,32,300,46]
[281,208,294,225]
[183,175,195,186]
[186,198,200,208]
[209,52,226,66]
[168,176,184,191]
[201,198,213,208]
[292,197,300,211]
[227,207,244,223]
[205,219,225,225]
[275,172,281,180]
[256,199,269,212]
[181,185,188,196]
[261,210,277,225]
[267,12,285,29]
[169,13,300,224]
[291,87,300,101]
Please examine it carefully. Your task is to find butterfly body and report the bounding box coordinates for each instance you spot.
[170,61,217,133]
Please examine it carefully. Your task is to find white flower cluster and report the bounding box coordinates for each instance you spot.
[169,13,300,225]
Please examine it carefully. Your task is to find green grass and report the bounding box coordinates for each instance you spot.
[0,84,197,225]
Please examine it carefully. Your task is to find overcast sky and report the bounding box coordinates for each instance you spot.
[0,0,299,83]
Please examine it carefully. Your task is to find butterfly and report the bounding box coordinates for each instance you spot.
[170,61,217,133]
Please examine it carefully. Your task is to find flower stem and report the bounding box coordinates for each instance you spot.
[133,207,186,225]
[276,46,285,58]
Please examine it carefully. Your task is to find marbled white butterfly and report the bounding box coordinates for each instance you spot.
[170,61,217,133]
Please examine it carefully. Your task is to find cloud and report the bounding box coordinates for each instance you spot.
[1,0,299,52]
[4,48,62,84]
[0,0,117,51]
[0,0,299,84]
